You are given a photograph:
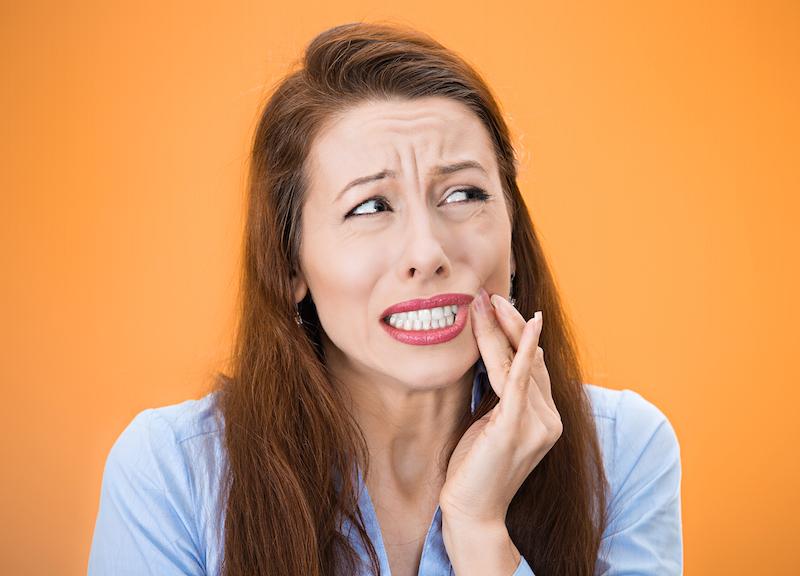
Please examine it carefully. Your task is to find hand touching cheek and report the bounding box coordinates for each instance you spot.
[439,288,562,575]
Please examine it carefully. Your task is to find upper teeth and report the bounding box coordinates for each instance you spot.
[386,305,458,331]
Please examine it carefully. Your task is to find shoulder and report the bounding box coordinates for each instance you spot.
[582,383,681,479]
[128,390,224,442]
[113,390,223,449]
[580,385,684,572]
[101,391,226,509]
[583,383,682,531]
[92,392,227,574]
[106,390,226,491]
[583,383,675,437]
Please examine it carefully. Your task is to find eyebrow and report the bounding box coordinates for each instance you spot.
[334,160,488,204]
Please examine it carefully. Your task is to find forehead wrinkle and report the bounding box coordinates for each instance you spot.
[356,101,468,148]
[358,100,454,129]
[311,98,497,204]
[379,137,450,199]
[376,118,471,189]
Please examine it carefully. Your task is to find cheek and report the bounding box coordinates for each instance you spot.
[468,214,512,268]
[303,240,383,326]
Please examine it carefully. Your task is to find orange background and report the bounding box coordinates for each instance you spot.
[3,1,798,574]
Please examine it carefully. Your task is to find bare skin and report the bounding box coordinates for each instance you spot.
[294,97,512,395]
[330,333,474,575]
[292,96,533,574]
[349,358,473,575]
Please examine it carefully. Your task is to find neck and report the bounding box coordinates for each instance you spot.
[324,342,474,500]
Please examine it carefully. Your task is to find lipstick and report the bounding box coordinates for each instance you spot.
[380,292,474,346]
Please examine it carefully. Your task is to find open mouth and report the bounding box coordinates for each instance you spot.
[383,304,459,332]
[379,297,472,346]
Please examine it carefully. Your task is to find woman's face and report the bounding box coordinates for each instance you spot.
[294,96,514,390]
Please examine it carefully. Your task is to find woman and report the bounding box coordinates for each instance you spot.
[88,22,682,576]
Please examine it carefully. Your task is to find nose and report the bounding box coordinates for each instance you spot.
[396,204,450,282]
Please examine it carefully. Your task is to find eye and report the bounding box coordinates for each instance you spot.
[344,196,392,219]
[442,187,492,205]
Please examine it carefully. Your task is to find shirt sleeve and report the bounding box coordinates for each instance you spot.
[88,409,205,575]
[596,390,683,575]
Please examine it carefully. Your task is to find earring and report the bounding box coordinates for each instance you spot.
[294,306,303,326]
[509,272,516,307]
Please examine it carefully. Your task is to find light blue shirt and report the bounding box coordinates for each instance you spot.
[88,359,683,574]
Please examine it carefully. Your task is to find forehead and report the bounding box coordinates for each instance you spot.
[307,97,497,189]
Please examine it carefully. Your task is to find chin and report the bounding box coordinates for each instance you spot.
[389,350,479,390]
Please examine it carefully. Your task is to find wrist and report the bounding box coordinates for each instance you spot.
[441,511,521,576]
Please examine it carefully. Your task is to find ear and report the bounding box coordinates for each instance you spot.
[291,268,308,304]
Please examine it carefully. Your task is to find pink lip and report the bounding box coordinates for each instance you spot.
[380,293,474,319]
[380,292,474,346]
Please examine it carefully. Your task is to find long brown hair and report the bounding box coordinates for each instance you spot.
[213,21,609,575]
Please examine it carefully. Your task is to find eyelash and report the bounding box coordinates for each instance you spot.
[344,187,492,219]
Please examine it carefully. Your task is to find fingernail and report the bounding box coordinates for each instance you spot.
[490,294,513,312]
[490,293,509,311]
[472,287,490,314]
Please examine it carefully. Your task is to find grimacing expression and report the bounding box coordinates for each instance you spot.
[293,96,515,390]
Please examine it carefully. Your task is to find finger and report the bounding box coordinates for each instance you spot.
[530,345,557,414]
[470,288,515,398]
[489,293,527,351]
[524,343,562,441]
[491,300,556,415]
[506,315,561,434]
[498,314,541,421]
